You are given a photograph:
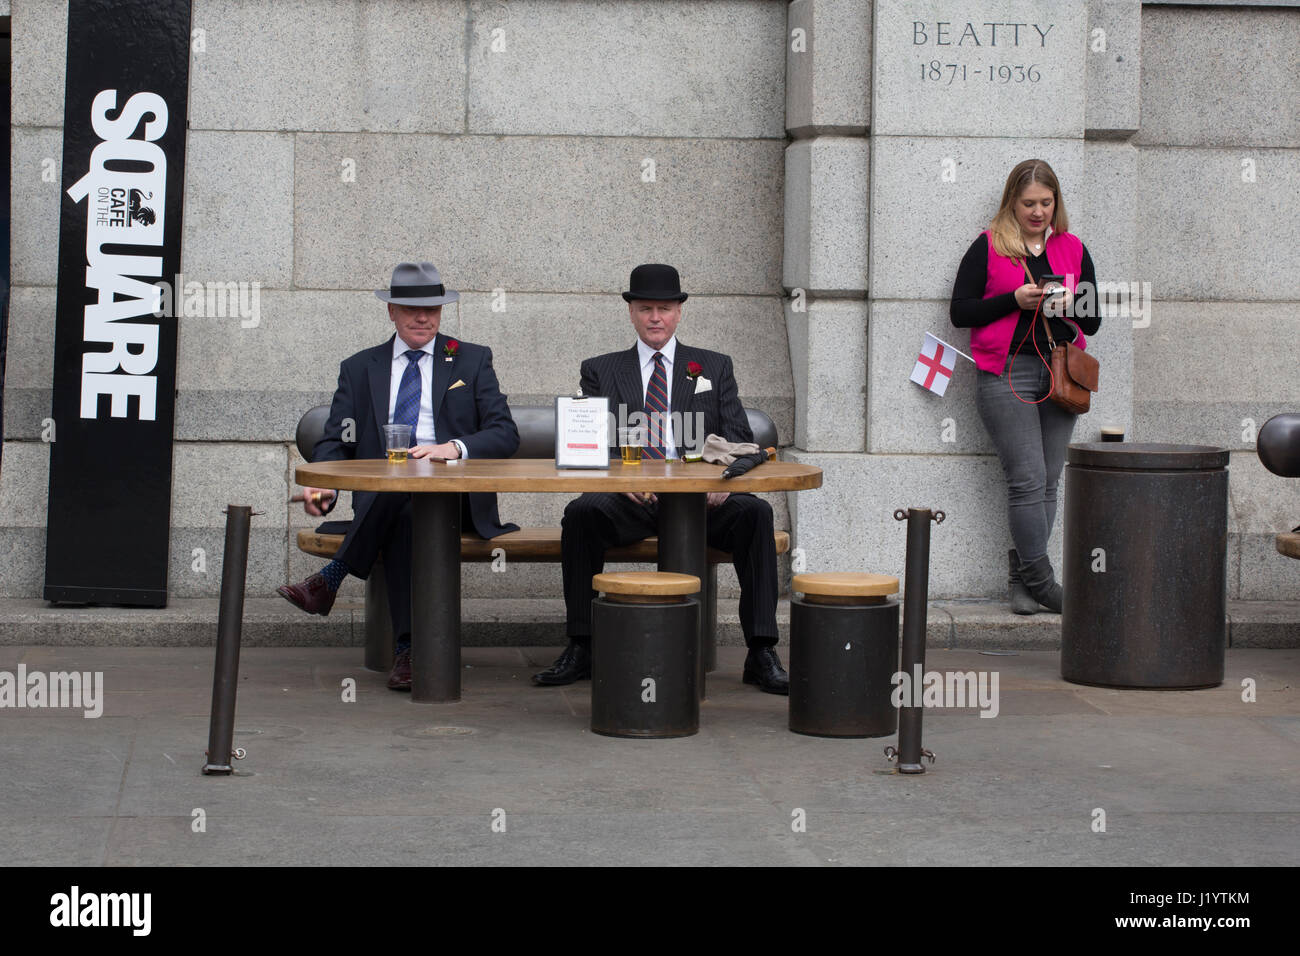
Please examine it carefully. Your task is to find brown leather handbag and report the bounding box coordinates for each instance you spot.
[1019,261,1099,413]
[1041,311,1099,414]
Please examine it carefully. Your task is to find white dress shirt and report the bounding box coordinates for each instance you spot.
[636,334,678,458]
[387,336,468,458]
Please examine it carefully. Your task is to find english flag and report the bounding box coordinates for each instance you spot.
[909,332,969,397]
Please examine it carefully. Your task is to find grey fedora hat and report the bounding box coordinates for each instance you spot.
[375,261,460,306]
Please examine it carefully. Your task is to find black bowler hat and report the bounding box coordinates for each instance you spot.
[622,263,689,303]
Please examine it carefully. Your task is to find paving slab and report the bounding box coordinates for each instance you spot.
[0,646,1295,866]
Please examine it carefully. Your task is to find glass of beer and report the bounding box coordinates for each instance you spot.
[383,424,412,462]
[618,427,645,465]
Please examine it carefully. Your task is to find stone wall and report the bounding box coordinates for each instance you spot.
[786,0,1299,599]
[3,0,1298,612]
[1133,4,1300,600]
[2,0,793,605]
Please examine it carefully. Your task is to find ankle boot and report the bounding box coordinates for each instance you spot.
[1008,549,1039,615]
[1018,554,1063,613]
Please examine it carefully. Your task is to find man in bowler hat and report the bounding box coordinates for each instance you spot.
[280,262,519,690]
[534,263,789,693]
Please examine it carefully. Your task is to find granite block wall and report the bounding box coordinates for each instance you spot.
[3,0,1298,616]
[2,0,793,606]
[783,0,1297,600]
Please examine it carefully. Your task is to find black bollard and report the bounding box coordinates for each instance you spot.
[202,505,252,775]
[885,507,942,774]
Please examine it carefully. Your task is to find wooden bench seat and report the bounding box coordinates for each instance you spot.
[298,525,790,673]
[1278,532,1300,560]
[297,528,790,563]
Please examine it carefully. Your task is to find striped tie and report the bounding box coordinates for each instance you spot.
[644,352,669,459]
[392,350,423,445]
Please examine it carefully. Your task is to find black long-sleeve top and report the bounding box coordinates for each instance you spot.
[949,236,1101,354]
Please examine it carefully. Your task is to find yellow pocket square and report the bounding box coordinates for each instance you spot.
[448,379,467,390]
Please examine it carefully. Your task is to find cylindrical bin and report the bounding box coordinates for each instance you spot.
[1062,443,1229,689]
[789,573,901,737]
[591,572,701,739]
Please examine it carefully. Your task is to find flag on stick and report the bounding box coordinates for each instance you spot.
[909,333,971,397]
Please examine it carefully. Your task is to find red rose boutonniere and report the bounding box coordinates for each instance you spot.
[687,361,703,379]
[443,339,459,360]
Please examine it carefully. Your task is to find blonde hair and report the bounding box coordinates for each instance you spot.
[989,159,1069,260]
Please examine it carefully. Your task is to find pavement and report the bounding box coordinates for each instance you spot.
[1,596,1297,648]
[1,643,1296,866]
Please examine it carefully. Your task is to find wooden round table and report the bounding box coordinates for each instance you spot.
[295,458,823,701]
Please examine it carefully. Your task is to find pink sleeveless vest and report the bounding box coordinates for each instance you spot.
[970,229,1086,375]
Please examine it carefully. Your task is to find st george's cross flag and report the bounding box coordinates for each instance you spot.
[909,332,971,397]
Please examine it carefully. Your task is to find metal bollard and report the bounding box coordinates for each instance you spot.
[884,507,943,774]
[202,505,252,775]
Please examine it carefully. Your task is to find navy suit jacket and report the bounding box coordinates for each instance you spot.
[314,332,520,538]
[578,340,754,455]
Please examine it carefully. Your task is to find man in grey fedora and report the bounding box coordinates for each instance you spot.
[280,262,519,691]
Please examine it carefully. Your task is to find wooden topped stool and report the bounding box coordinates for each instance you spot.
[793,573,899,605]
[590,572,701,739]
[789,572,901,738]
[593,572,701,601]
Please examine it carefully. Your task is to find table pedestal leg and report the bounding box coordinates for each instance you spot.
[411,492,461,702]
[657,492,707,701]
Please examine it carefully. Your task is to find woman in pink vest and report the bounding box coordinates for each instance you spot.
[950,159,1101,614]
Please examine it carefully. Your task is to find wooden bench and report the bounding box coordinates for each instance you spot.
[1257,414,1300,563]
[293,404,788,671]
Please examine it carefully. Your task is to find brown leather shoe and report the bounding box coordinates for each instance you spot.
[276,573,337,617]
[387,650,412,691]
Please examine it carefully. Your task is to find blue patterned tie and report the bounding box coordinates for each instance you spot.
[644,352,669,459]
[393,350,423,445]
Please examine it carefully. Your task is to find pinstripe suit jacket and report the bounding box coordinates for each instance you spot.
[578,340,754,456]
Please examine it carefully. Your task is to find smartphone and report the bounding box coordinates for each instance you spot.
[1038,274,1067,298]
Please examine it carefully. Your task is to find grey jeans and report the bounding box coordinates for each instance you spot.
[976,356,1078,564]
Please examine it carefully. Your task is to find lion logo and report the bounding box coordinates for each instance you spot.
[129,189,156,226]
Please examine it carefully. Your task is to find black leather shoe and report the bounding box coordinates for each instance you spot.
[743,646,789,695]
[532,640,592,686]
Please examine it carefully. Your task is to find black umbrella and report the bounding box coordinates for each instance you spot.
[721,449,773,479]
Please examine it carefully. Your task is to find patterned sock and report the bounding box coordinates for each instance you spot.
[318,560,348,592]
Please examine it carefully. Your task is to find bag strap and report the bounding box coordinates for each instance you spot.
[1019,258,1057,351]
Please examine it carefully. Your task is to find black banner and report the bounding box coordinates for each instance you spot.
[44,0,193,606]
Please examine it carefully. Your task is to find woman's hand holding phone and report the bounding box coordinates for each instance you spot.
[1014,283,1045,310]
[1015,274,1067,311]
